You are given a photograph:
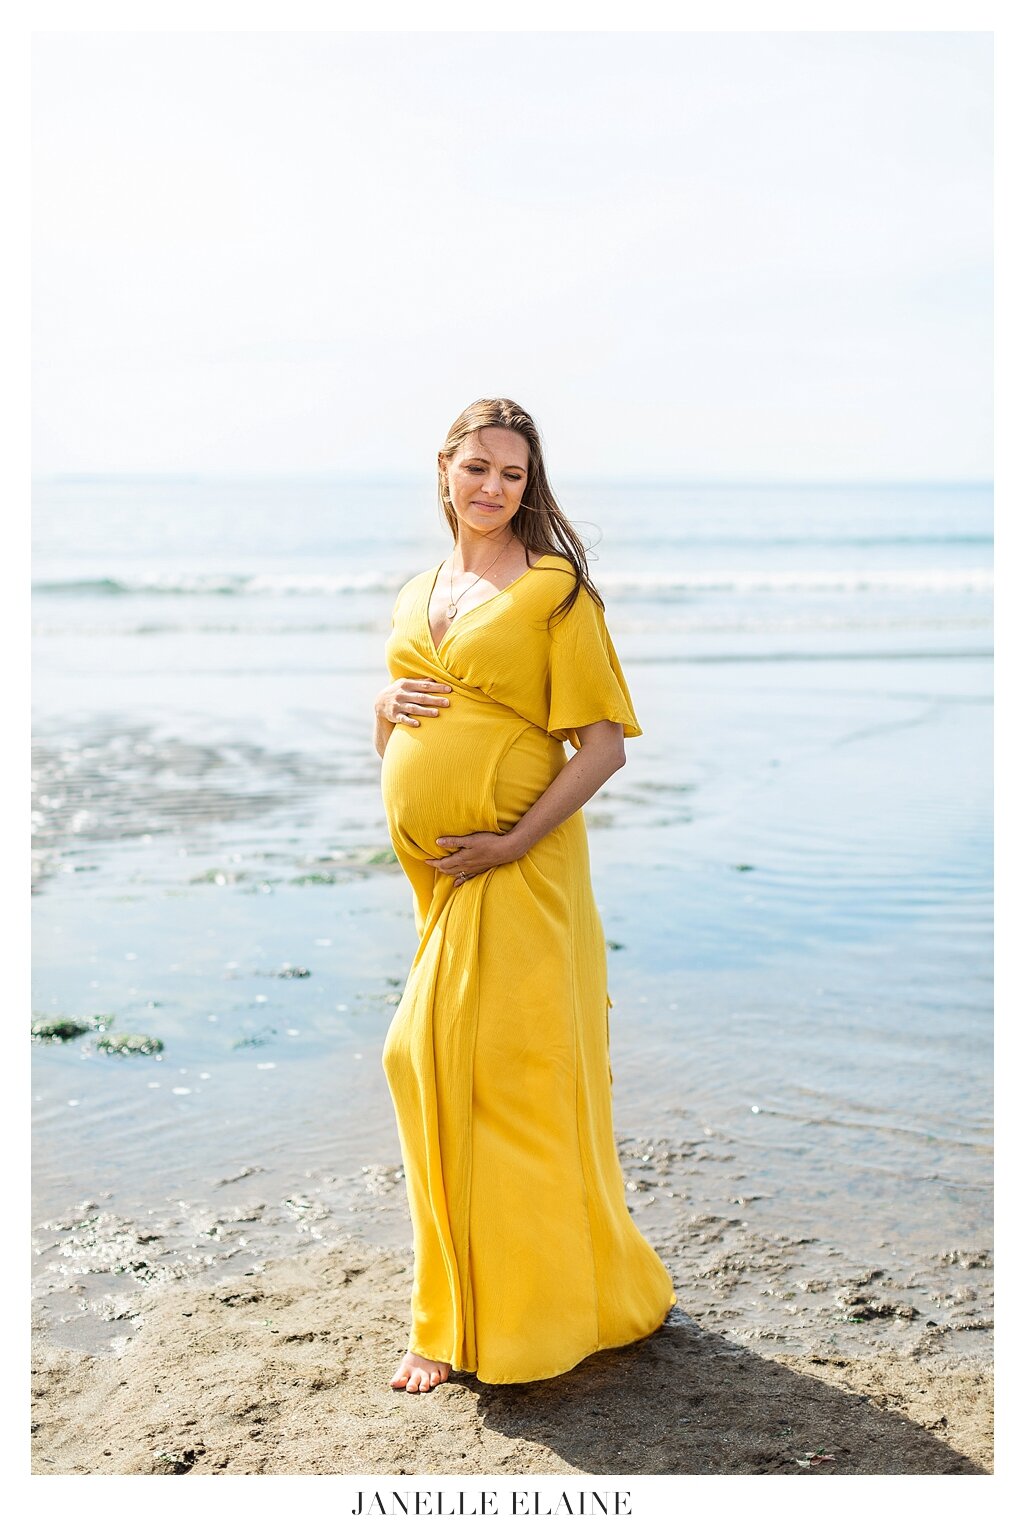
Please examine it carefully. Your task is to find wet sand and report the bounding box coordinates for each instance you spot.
[31,1233,991,1476]
[31,1131,993,1476]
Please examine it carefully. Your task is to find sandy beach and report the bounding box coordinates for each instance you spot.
[31,1226,992,1476]
[31,1126,993,1476]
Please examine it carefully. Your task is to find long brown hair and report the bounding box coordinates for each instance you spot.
[436,398,603,628]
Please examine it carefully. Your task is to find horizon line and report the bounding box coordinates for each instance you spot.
[32,472,994,490]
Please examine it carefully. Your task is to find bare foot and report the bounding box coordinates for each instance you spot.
[390,1349,451,1393]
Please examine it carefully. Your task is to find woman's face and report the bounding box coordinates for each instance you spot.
[441,427,531,539]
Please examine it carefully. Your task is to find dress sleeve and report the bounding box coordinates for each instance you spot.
[545,586,643,750]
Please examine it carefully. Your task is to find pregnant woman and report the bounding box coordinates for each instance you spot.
[374,398,677,1392]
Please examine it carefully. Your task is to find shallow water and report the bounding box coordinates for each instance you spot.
[31,477,992,1356]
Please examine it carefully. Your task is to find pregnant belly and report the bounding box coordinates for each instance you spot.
[381,706,565,860]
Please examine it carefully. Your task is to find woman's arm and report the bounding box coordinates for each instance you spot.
[373,703,395,760]
[426,720,626,876]
[501,720,626,857]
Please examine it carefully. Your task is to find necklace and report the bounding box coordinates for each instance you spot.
[446,535,517,618]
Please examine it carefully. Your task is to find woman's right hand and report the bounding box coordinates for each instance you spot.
[376,676,453,728]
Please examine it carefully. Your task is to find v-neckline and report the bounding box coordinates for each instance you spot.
[425,553,554,658]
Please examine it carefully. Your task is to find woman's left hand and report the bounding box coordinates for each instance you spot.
[425,831,518,884]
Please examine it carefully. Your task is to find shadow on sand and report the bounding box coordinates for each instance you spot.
[450,1317,984,1475]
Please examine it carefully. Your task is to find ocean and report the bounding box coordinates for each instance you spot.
[31,477,993,1356]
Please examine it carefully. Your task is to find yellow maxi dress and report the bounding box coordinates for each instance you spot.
[380,552,677,1385]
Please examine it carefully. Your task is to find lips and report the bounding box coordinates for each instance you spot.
[471,501,502,510]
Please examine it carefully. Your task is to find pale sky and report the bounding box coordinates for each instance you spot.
[31,30,992,481]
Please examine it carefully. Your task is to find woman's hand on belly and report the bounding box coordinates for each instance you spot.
[424,831,519,886]
[376,675,453,727]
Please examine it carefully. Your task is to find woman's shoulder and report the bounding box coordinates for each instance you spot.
[523,554,612,644]
[531,551,582,586]
[524,552,580,611]
[530,552,606,610]
[394,561,438,598]
[389,564,437,627]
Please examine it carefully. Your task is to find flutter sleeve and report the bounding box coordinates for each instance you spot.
[545,586,643,751]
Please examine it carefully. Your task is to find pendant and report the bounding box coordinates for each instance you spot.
[446,602,459,618]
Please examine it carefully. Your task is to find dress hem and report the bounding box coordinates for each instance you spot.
[415,1296,678,1387]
